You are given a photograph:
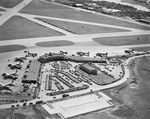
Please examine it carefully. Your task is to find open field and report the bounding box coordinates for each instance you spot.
[113,56,150,119]
[0,0,23,8]
[20,0,150,30]
[121,0,138,5]
[35,40,75,47]
[70,111,116,119]
[0,44,26,53]
[112,105,138,119]
[0,16,64,41]
[93,34,150,46]
[133,56,150,119]
[103,56,150,119]
[37,18,130,34]
[21,0,74,11]
[0,105,53,119]
[89,73,116,85]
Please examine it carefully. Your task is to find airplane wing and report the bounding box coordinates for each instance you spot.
[4,81,13,87]
[4,86,13,92]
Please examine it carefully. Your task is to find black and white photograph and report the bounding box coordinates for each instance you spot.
[0,0,150,119]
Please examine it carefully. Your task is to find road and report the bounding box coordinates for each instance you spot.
[0,31,150,48]
[0,0,32,26]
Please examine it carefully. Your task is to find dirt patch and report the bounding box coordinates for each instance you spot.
[0,105,56,119]
[111,105,138,119]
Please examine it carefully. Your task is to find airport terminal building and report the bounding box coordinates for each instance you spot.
[22,60,41,84]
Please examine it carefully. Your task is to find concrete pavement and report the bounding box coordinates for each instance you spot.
[0,0,32,26]
[0,30,150,48]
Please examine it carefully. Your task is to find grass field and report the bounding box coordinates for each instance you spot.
[20,0,150,30]
[89,73,116,85]
[71,111,116,119]
[0,16,64,41]
[35,40,74,47]
[0,0,23,8]
[132,47,150,51]
[134,56,150,119]
[0,105,52,119]
[121,0,138,5]
[22,0,74,10]
[0,44,26,53]
[93,34,150,46]
[105,56,150,119]
[37,18,130,34]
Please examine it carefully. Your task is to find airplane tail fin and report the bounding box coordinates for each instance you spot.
[15,70,18,73]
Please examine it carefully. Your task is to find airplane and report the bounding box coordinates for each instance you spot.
[59,50,68,55]
[96,52,108,57]
[8,63,22,70]
[76,51,90,56]
[24,51,38,57]
[0,80,14,92]
[14,56,27,63]
[124,49,134,54]
[2,70,18,80]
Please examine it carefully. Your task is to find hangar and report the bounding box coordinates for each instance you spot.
[80,64,97,75]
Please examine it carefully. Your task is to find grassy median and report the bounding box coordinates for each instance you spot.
[93,35,150,46]
[0,16,64,41]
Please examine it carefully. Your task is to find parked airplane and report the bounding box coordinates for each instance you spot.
[8,63,22,70]
[24,50,38,57]
[0,80,14,92]
[2,70,18,80]
[59,50,68,55]
[96,52,108,57]
[125,49,134,54]
[14,56,27,63]
[76,51,90,56]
